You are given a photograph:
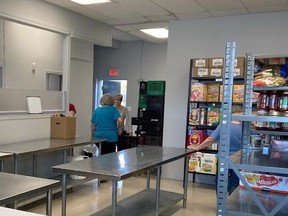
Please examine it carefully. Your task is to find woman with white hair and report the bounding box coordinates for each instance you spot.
[91,93,123,155]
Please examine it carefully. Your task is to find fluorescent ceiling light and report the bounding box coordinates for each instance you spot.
[140,28,168,39]
[70,0,111,5]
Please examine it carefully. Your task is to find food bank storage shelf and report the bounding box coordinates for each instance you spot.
[232,114,288,122]
[254,86,288,92]
[251,129,288,136]
[230,150,288,175]
[91,189,183,216]
[227,188,288,216]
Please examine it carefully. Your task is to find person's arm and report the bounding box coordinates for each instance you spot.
[124,107,131,134]
[91,123,95,138]
[117,116,124,135]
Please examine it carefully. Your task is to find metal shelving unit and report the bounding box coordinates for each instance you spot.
[218,50,288,215]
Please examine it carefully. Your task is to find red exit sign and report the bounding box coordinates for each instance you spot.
[108,68,119,77]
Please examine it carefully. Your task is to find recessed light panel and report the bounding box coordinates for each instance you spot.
[140,28,168,39]
[70,0,111,5]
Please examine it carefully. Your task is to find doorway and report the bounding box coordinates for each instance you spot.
[95,79,127,108]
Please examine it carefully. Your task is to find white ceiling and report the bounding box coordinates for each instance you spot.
[45,0,288,43]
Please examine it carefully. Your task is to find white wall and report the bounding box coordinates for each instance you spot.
[164,11,288,180]
[94,41,167,118]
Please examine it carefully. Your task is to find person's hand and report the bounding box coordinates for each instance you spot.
[187,144,198,151]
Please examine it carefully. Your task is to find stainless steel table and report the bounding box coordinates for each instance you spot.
[53,145,193,216]
[0,137,106,174]
[0,207,45,216]
[0,152,13,171]
[0,172,59,216]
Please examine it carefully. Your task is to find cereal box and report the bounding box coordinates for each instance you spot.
[187,130,207,146]
[207,107,221,127]
[189,108,201,125]
[206,84,220,102]
[233,85,244,102]
[191,83,207,101]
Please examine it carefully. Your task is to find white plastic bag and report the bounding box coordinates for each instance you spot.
[83,144,99,157]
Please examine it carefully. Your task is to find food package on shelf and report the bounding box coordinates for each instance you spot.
[189,152,217,174]
[207,107,221,126]
[240,171,288,194]
[253,67,287,87]
[233,85,244,102]
[206,84,220,102]
[270,139,288,152]
[187,130,207,146]
[189,108,201,125]
[191,83,207,101]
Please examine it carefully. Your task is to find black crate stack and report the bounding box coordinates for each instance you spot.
[137,81,165,146]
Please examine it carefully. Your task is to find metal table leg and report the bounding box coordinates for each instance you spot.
[0,160,3,172]
[146,170,151,189]
[33,154,36,176]
[62,174,67,216]
[183,156,189,208]
[112,180,118,216]
[46,189,52,216]
[155,166,162,216]
[13,154,18,174]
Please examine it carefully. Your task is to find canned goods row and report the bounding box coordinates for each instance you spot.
[257,91,288,113]
[255,121,288,131]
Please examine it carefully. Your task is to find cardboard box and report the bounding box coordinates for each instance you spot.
[192,58,209,68]
[240,171,288,194]
[234,67,245,77]
[192,67,209,78]
[207,107,221,127]
[187,130,207,145]
[209,68,223,78]
[234,57,245,67]
[209,57,224,68]
[51,116,76,139]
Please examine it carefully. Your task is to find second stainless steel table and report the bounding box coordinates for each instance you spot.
[0,172,59,216]
[0,136,106,174]
[53,145,193,216]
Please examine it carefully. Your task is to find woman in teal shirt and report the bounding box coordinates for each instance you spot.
[91,93,123,155]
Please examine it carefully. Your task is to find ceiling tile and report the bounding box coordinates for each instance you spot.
[104,16,149,25]
[146,14,177,22]
[129,30,168,43]
[175,11,211,19]
[117,0,169,16]
[129,21,169,30]
[241,0,288,8]
[88,2,141,19]
[211,9,249,17]
[196,0,245,11]
[249,5,288,13]
[153,0,206,13]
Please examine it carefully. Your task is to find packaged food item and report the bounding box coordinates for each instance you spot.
[233,85,244,102]
[191,83,207,101]
[240,171,288,194]
[189,108,201,125]
[207,107,221,127]
[279,92,288,112]
[206,84,220,102]
[189,152,217,174]
[257,92,269,112]
[187,130,207,146]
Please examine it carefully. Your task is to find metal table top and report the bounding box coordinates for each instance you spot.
[0,207,45,216]
[0,137,105,155]
[0,152,13,159]
[0,172,59,205]
[53,145,193,181]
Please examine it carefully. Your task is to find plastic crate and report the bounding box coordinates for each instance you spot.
[145,135,162,146]
[147,81,165,96]
[147,96,164,109]
[138,95,147,108]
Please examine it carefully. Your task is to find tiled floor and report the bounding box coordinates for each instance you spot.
[26,176,216,216]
